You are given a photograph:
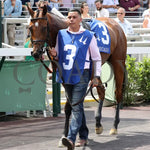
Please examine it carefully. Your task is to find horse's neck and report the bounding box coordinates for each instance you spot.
[47,14,68,47]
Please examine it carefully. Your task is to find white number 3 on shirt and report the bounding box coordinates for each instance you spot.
[63,45,77,70]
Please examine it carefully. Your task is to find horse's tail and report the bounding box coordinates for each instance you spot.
[122,65,128,103]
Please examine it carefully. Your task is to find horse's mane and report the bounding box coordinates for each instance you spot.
[47,12,68,29]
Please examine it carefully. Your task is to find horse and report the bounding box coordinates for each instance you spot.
[27,5,127,138]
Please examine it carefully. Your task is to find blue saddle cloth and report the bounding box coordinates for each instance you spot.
[88,19,111,54]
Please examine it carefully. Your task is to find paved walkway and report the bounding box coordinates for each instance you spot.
[0,105,150,150]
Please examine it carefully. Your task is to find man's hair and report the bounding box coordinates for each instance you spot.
[69,9,81,16]
[95,0,103,4]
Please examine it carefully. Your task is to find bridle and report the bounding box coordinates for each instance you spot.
[30,17,51,45]
[30,16,53,73]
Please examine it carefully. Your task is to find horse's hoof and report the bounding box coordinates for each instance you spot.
[95,126,103,134]
[109,128,118,135]
[58,136,65,148]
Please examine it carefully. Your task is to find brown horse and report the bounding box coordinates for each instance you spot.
[28,5,127,137]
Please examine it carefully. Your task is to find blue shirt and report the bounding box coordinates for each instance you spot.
[57,29,94,84]
[115,18,134,36]
[4,0,22,17]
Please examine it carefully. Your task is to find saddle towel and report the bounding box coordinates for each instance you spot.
[88,19,111,54]
[57,29,94,84]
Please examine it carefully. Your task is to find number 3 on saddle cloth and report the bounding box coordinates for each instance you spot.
[88,19,111,54]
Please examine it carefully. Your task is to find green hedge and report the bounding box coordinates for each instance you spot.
[124,55,150,105]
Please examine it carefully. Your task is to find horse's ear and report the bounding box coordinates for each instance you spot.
[27,4,34,18]
[43,5,47,16]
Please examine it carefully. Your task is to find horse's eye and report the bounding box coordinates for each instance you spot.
[43,27,47,30]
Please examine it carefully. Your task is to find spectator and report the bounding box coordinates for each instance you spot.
[80,2,92,19]
[102,0,119,16]
[94,0,109,18]
[4,0,22,46]
[119,0,140,16]
[115,7,134,36]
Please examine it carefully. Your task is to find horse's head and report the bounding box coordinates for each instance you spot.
[28,5,49,60]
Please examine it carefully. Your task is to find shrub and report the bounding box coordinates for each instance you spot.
[124,56,150,105]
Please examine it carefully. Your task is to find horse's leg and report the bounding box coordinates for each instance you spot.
[95,79,105,134]
[58,101,72,147]
[109,59,125,135]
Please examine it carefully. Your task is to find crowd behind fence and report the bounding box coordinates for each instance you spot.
[0,1,150,59]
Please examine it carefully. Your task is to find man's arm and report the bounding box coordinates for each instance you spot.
[4,1,14,16]
[89,36,102,87]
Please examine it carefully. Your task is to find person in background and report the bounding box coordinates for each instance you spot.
[49,9,101,149]
[119,0,140,16]
[143,6,150,28]
[115,7,134,36]
[94,0,109,18]
[80,2,92,19]
[102,0,119,16]
[4,0,22,46]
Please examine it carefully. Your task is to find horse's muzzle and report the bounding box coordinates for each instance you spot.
[31,49,43,60]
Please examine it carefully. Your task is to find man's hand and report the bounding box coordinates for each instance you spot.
[49,47,57,57]
[89,77,100,87]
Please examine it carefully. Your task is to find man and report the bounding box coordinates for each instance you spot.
[50,9,101,149]
[119,0,140,16]
[114,7,134,36]
[4,0,22,46]
[102,0,119,16]
[95,0,109,18]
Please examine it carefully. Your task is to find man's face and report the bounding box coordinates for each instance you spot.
[67,12,82,28]
[117,9,125,20]
[95,2,102,10]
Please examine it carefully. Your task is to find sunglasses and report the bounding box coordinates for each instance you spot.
[117,12,124,15]
[68,16,78,19]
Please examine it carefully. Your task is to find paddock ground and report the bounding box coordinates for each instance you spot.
[0,105,150,150]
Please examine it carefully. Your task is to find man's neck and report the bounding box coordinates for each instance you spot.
[69,26,80,32]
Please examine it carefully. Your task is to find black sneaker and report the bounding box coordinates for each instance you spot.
[62,137,74,150]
